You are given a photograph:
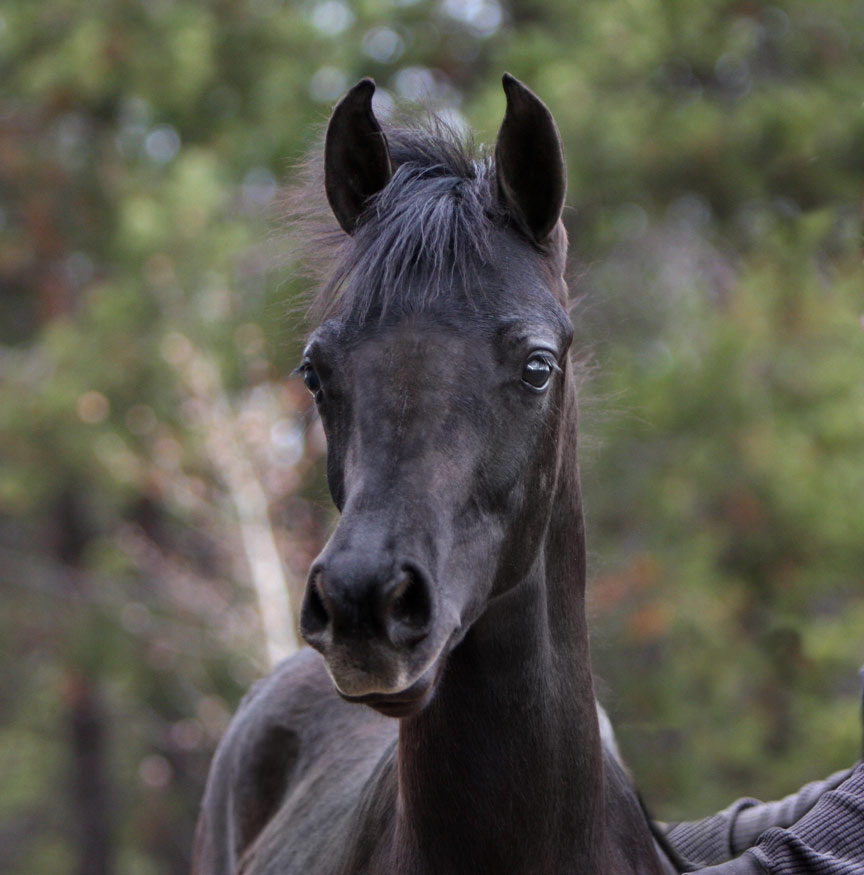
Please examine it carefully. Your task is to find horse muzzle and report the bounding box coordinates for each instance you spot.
[299,549,453,707]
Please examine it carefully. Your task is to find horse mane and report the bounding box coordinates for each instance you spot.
[284,114,504,323]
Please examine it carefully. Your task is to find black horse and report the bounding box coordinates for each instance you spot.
[193,75,674,875]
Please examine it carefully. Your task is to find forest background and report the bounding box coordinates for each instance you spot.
[1,0,863,872]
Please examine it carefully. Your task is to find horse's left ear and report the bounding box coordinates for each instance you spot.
[495,74,567,244]
[325,78,393,234]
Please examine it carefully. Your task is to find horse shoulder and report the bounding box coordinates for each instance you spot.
[602,750,673,875]
[193,647,398,875]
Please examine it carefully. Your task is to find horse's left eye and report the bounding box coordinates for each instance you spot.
[522,355,554,390]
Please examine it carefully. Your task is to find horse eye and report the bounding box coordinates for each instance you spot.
[298,361,322,400]
[522,355,553,390]
[303,367,321,394]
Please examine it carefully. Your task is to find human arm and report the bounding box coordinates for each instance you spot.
[664,764,864,873]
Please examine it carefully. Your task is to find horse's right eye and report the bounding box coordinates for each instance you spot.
[303,366,321,395]
[297,359,324,402]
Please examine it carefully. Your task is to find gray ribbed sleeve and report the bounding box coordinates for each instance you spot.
[665,796,768,867]
[663,765,864,874]
[749,763,864,874]
[731,769,854,855]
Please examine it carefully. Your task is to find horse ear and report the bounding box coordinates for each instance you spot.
[325,78,393,234]
[495,74,567,244]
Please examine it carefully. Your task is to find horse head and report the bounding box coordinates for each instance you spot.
[298,75,578,719]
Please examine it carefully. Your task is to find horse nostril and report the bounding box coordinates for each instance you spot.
[386,567,432,645]
[301,573,330,639]
[302,560,433,649]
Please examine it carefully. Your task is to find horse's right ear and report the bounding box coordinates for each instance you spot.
[324,79,393,235]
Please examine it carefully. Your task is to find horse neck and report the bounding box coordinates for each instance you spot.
[395,385,609,873]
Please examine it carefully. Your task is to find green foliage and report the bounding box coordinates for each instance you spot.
[0,0,862,868]
[584,226,863,814]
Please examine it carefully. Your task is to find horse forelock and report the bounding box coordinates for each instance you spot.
[286,115,566,325]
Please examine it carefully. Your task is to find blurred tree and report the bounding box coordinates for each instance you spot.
[0,0,861,870]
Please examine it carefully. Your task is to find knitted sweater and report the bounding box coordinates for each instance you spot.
[663,765,864,874]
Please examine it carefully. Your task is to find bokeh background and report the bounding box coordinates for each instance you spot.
[1,0,863,872]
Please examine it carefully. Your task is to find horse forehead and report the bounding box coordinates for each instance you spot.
[348,321,495,379]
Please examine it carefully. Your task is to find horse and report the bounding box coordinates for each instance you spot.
[192,74,676,875]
